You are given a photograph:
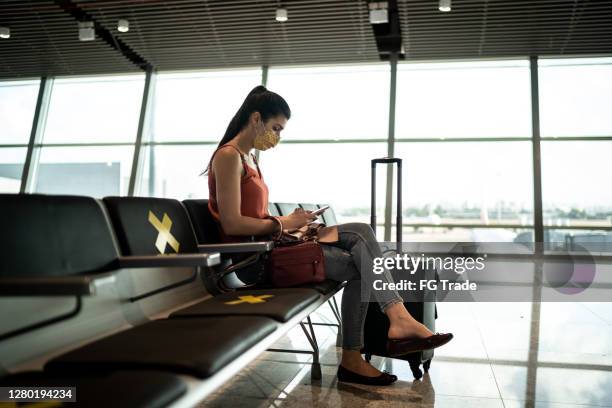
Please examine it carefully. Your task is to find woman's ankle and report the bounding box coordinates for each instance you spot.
[384,302,416,323]
[388,321,433,340]
[340,355,383,377]
[341,349,361,365]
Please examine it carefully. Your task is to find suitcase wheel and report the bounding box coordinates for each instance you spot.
[423,359,432,373]
[409,361,423,380]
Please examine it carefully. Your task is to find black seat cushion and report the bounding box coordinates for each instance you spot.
[0,370,186,408]
[103,196,199,255]
[182,199,221,244]
[235,279,343,295]
[300,279,344,294]
[0,194,118,278]
[171,288,320,322]
[46,317,276,378]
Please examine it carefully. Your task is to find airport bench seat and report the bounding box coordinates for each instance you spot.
[0,191,203,406]
[1,193,341,404]
[99,195,333,381]
[171,288,319,322]
[46,316,276,379]
[235,277,343,295]
[102,196,322,322]
[0,370,187,408]
[306,279,345,294]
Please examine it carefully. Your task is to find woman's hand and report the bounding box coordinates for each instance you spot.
[283,208,317,230]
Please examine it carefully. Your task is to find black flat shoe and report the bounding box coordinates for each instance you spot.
[337,365,397,386]
[387,332,453,357]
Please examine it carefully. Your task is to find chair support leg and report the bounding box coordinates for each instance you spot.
[266,316,322,380]
[301,316,321,380]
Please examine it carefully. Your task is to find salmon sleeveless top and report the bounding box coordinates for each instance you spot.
[208,144,270,242]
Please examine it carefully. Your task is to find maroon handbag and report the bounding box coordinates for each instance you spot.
[266,217,326,287]
[268,240,325,287]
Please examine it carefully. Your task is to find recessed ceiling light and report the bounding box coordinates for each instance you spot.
[439,0,451,12]
[369,2,389,24]
[275,8,288,22]
[0,26,10,39]
[117,19,129,32]
[369,9,388,24]
[78,21,95,41]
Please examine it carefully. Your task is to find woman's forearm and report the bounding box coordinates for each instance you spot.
[221,215,280,236]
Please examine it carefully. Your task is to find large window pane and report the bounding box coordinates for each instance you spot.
[400,226,533,243]
[544,228,612,254]
[0,148,27,192]
[539,58,612,137]
[153,69,262,142]
[261,142,388,223]
[395,141,533,242]
[33,146,134,197]
[396,60,531,138]
[0,80,40,144]
[266,64,390,140]
[43,75,145,143]
[137,144,216,199]
[541,141,612,228]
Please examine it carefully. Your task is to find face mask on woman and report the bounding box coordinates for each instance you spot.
[253,120,280,151]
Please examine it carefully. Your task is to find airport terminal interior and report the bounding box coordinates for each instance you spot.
[1,1,611,407]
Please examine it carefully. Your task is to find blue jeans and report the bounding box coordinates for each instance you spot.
[321,222,403,350]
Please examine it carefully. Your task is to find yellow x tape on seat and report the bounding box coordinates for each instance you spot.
[148,211,180,254]
[224,295,274,305]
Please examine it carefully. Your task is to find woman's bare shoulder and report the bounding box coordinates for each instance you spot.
[212,146,241,173]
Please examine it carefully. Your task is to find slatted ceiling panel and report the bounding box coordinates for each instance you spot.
[398,0,612,60]
[0,1,141,78]
[1,1,611,79]
[70,0,378,70]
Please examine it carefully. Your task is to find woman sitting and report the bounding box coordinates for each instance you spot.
[203,86,453,386]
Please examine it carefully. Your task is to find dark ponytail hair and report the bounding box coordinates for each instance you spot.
[200,85,291,175]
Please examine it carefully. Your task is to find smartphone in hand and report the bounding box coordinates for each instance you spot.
[310,205,330,217]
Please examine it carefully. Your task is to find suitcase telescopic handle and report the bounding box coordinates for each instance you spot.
[371,157,402,247]
[372,158,402,165]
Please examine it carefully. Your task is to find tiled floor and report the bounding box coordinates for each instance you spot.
[202,296,612,407]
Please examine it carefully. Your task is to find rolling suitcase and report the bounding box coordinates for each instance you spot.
[362,157,437,380]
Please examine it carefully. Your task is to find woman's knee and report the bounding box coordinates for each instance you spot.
[340,222,377,241]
